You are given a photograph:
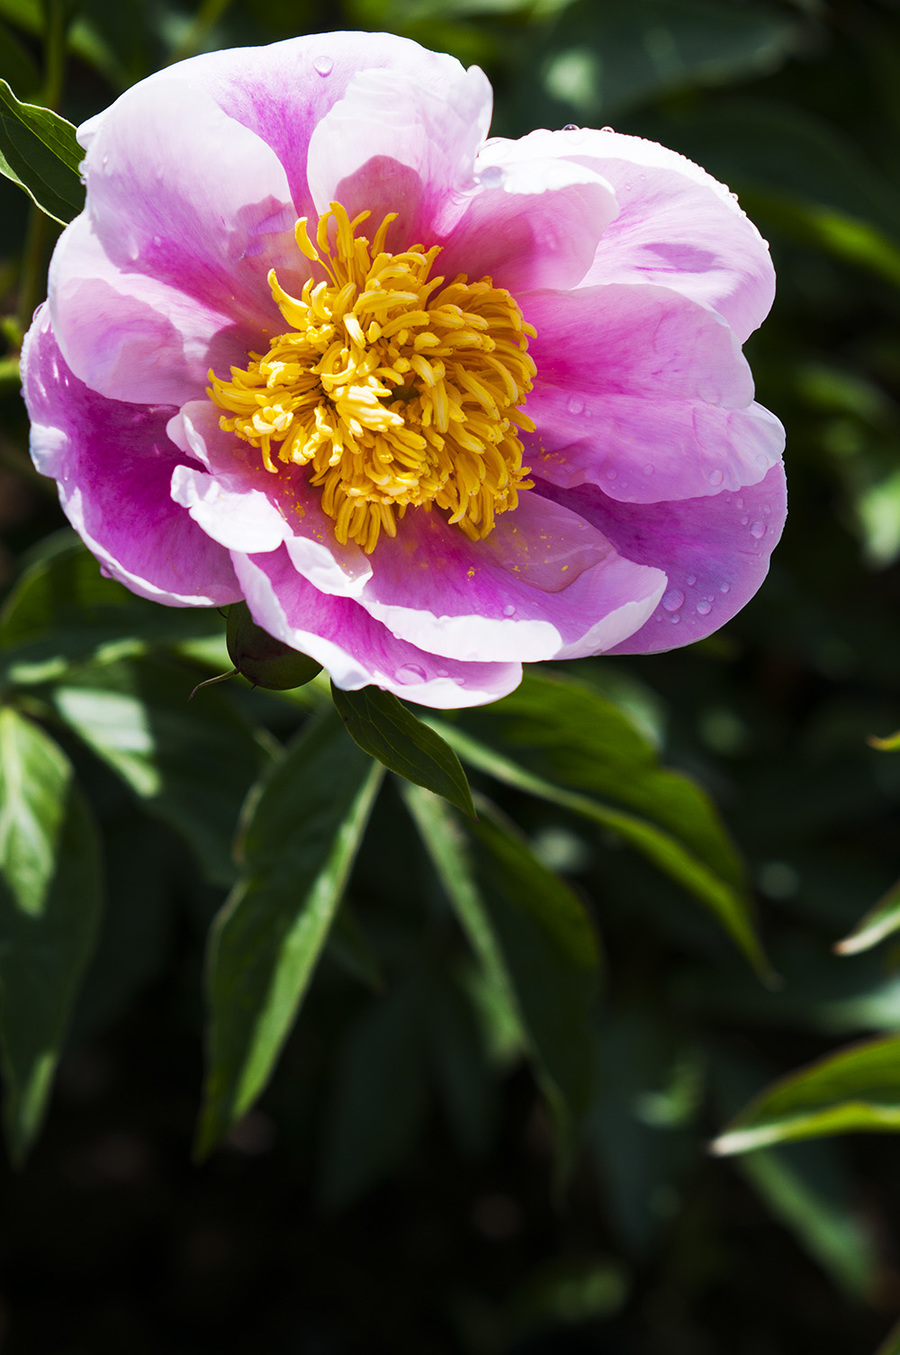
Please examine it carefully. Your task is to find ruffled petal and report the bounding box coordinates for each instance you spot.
[486,128,775,342]
[305,59,492,245]
[78,77,300,333]
[435,152,619,293]
[49,213,255,408]
[345,493,666,663]
[528,395,784,504]
[539,462,787,653]
[81,33,472,225]
[233,548,522,709]
[22,307,240,606]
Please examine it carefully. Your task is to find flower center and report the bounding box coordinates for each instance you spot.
[208,203,536,554]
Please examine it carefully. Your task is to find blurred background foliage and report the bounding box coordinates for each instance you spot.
[2,0,900,1352]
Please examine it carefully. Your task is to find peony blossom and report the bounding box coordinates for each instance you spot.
[22,31,785,709]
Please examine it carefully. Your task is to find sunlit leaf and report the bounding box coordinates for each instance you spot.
[331,682,475,818]
[834,877,900,957]
[197,713,383,1155]
[48,656,268,886]
[0,77,83,222]
[713,1035,900,1155]
[0,707,102,1161]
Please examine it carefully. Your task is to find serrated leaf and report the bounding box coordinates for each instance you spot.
[430,679,767,977]
[331,683,475,818]
[0,707,102,1161]
[0,78,84,223]
[0,533,223,688]
[48,656,268,886]
[712,1035,900,1156]
[835,877,900,956]
[197,713,383,1155]
[403,784,601,1168]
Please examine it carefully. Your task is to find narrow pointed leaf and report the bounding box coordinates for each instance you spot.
[429,713,768,978]
[403,785,601,1167]
[331,683,475,818]
[713,1035,900,1156]
[0,708,102,1161]
[198,714,383,1155]
[0,78,84,222]
[835,877,900,956]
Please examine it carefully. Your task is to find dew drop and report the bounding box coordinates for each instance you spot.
[503,604,516,617]
[605,467,618,481]
[720,582,730,594]
[313,54,333,75]
[696,599,712,616]
[740,515,749,526]
[480,164,504,188]
[706,468,724,487]
[396,664,427,685]
[567,394,585,415]
[601,125,615,133]
[661,588,684,613]
[686,575,697,587]
[563,123,580,131]
[436,669,449,678]
[669,613,681,624]
[750,520,766,539]
[735,496,744,509]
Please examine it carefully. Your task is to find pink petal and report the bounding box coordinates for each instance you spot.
[486,128,775,342]
[539,463,787,653]
[49,213,256,408]
[79,77,300,334]
[436,152,619,293]
[305,60,492,245]
[233,549,522,709]
[347,493,666,663]
[21,306,240,607]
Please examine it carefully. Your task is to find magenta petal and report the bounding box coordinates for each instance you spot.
[49,214,255,408]
[306,61,492,244]
[527,395,784,504]
[80,77,300,332]
[485,128,775,342]
[539,463,787,653]
[233,549,522,709]
[351,493,665,663]
[22,307,240,606]
[435,153,618,293]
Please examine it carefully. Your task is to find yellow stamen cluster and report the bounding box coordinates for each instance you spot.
[209,203,536,553]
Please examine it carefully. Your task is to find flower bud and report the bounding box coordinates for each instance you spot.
[226,602,322,690]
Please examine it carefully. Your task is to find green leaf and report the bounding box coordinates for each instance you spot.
[0,707,102,1161]
[0,77,84,223]
[0,533,224,688]
[835,877,900,956]
[197,713,383,1155]
[712,1035,900,1155]
[430,674,767,976]
[869,729,900,752]
[48,656,268,886]
[403,784,601,1167]
[331,683,475,818]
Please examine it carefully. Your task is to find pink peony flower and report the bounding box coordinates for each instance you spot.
[22,31,785,709]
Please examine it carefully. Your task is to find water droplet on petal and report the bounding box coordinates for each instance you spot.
[601,125,615,133]
[396,664,427,685]
[720,582,731,594]
[313,55,333,75]
[567,394,585,415]
[563,123,580,131]
[436,669,449,678]
[735,497,744,509]
[706,468,724,487]
[662,588,684,613]
[503,604,516,617]
[669,613,681,623]
[740,515,749,526]
[480,164,504,188]
[686,575,697,587]
[696,599,712,616]
[755,452,770,468]
[605,468,618,481]
[750,520,766,539]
